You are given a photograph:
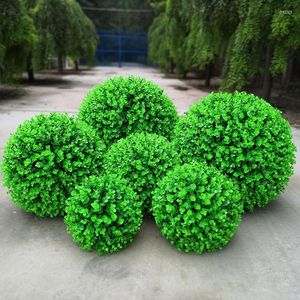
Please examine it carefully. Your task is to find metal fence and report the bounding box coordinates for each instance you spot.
[96,31,148,66]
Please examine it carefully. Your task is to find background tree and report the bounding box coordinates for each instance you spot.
[78,0,155,32]
[221,0,276,98]
[33,0,77,73]
[33,0,98,74]
[270,0,300,89]
[185,0,238,86]
[0,0,35,83]
[148,0,238,84]
[24,0,38,82]
[148,0,300,99]
[165,0,189,76]
[148,13,173,72]
[221,0,300,99]
[68,0,98,70]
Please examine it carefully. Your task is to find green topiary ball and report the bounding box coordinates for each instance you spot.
[65,175,142,254]
[152,162,243,254]
[2,113,106,217]
[173,92,296,211]
[78,76,179,146]
[103,132,181,211]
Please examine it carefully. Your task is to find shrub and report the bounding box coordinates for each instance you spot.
[173,92,296,211]
[78,76,179,146]
[152,162,243,254]
[2,113,106,217]
[103,133,181,210]
[65,175,142,254]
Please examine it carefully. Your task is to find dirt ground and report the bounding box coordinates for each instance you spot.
[0,66,299,300]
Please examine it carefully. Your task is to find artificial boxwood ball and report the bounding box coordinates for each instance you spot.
[173,92,296,211]
[152,162,243,254]
[2,113,106,217]
[78,76,179,145]
[103,133,181,210]
[65,175,142,254]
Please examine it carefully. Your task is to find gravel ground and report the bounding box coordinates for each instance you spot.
[0,66,299,300]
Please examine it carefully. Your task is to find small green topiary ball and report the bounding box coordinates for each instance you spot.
[152,162,243,254]
[173,92,296,211]
[78,76,179,146]
[2,113,106,217]
[103,132,181,211]
[65,175,143,254]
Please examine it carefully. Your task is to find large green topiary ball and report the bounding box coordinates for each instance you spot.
[78,76,179,146]
[65,175,142,254]
[2,113,106,217]
[173,92,296,211]
[152,162,243,254]
[103,132,181,211]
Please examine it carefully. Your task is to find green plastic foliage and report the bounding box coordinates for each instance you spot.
[173,92,296,211]
[152,162,243,254]
[65,175,142,254]
[2,113,106,217]
[103,133,181,210]
[78,76,179,146]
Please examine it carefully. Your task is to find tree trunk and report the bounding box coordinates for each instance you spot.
[283,50,294,89]
[205,62,213,87]
[262,43,273,100]
[58,53,64,74]
[74,60,79,71]
[27,52,34,83]
[168,60,175,74]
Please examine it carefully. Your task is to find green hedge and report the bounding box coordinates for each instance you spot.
[103,132,181,211]
[2,113,106,217]
[78,76,179,146]
[152,162,243,254]
[65,175,142,254]
[173,92,296,211]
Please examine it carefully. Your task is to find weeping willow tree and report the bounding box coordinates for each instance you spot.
[270,0,300,89]
[148,0,237,81]
[185,0,238,86]
[221,0,275,95]
[222,0,300,99]
[0,0,35,83]
[33,0,98,74]
[148,13,173,71]
[68,0,98,70]
[148,0,300,96]
[165,0,190,76]
[148,0,189,75]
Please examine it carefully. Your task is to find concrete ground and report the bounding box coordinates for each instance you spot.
[0,66,299,300]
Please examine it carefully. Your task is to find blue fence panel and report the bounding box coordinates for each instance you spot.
[96,31,148,66]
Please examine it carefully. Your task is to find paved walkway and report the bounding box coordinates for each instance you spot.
[0,66,299,300]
